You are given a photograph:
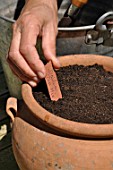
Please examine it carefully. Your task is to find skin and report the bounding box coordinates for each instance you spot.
[7,0,60,87]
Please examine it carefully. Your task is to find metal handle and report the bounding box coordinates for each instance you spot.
[95,11,113,31]
[85,11,113,46]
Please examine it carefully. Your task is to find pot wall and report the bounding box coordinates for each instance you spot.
[22,55,113,138]
[13,117,113,170]
[6,88,113,169]
[6,54,113,170]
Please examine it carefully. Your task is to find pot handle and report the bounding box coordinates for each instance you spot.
[6,97,17,122]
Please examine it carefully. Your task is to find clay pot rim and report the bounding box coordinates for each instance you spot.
[22,54,113,138]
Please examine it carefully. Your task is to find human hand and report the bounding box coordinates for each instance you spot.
[7,0,60,87]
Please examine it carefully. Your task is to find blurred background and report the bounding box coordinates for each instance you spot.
[0,0,17,18]
[0,1,20,170]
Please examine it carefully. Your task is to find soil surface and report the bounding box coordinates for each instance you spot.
[33,64,113,124]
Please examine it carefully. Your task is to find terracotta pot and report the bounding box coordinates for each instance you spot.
[6,54,113,170]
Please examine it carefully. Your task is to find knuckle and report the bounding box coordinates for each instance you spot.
[27,23,38,31]
[30,63,36,69]
[12,22,19,32]
[12,23,17,30]
[21,17,29,25]
[44,45,56,58]
[54,26,58,36]
[8,51,17,60]
[19,45,30,55]
[44,42,55,51]
[43,48,50,57]
[21,13,37,25]
[20,45,36,55]
[52,22,58,36]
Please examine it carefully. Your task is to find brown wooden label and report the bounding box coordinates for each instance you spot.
[45,61,62,101]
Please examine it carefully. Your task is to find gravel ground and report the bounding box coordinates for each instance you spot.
[0,0,17,18]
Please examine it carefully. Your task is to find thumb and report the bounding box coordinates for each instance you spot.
[42,24,61,69]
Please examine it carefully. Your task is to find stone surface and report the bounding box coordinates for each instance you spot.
[0,0,17,18]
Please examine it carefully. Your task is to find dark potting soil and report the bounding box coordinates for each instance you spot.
[33,64,113,124]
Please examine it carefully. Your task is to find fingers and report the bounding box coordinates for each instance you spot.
[19,23,46,79]
[8,24,38,80]
[8,22,46,86]
[7,58,39,87]
[8,4,59,86]
[42,23,61,69]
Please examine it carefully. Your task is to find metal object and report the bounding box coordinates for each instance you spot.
[86,11,113,47]
[58,0,72,27]
[58,0,71,23]
[58,24,95,31]
[68,0,88,17]
[58,0,88,27]
[67,4,79,17]
[0,15,15,23]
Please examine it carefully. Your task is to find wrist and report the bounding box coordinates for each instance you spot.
[25,0,57,10]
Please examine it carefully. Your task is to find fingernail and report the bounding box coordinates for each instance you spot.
[38,71,45,79]
[56,58,61,67]
[28,81,37,87]
[33,76,38,81]
[53,58,61,68]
